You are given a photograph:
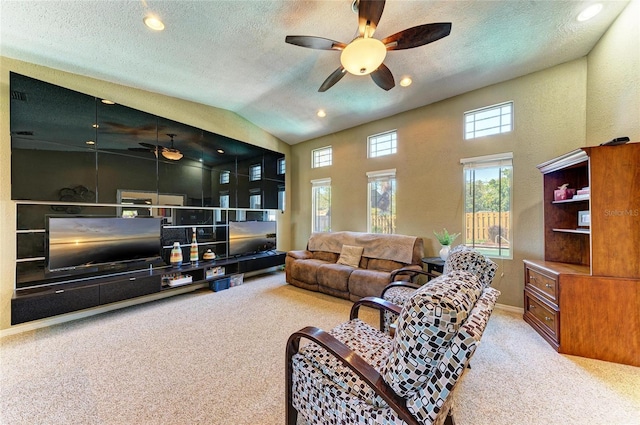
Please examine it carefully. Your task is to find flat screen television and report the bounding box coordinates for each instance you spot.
[228,221,276,257]
[47,217,163,276]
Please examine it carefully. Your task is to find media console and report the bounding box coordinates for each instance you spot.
[11,251,285,325]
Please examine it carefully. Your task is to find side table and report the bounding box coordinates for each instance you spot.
[421,257,445,280]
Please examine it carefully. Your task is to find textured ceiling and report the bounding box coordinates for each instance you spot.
[0,0,630,144]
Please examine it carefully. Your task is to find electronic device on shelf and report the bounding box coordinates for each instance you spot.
[599,136,629,146]
[47,216,164,278]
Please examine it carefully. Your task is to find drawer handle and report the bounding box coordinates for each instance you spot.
[55,289,65,294]
[545,283,552,288]
[529,305,535,309]
[530,275,536,281]
[545,316,552,322]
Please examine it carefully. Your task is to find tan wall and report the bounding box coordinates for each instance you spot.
[290,59,588,308]
[0,57,292,331]
[586,0,640,145]
[289,1,640,309]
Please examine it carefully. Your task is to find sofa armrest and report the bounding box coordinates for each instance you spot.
[287,250,314,260]
[390,266,437,283]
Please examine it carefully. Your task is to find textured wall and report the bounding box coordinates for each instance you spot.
[586,0,640,145]
[290,59,588,308]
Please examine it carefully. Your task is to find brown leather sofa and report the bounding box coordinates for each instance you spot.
[285,231,424,301]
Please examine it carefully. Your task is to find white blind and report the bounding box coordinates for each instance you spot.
[461,152,513,169]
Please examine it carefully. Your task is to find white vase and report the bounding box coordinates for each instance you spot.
[439,245,451,261]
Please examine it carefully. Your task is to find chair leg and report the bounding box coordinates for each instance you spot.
[444,410,456,425]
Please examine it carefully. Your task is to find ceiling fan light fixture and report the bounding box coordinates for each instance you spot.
[340,37,387,75]
[161,149,183,161]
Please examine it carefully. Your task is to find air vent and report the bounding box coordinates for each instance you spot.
[11,90,27,101]
[14,131,34,136]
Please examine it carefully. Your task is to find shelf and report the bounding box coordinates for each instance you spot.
[552,228,590,234]
[552,198,589,204]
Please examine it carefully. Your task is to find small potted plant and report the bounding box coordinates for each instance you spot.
[434,228,461,260]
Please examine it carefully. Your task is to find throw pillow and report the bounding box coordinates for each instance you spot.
[336,245,364,268]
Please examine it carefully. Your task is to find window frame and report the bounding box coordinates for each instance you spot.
[366,169,396,234]
[312,146,332,168]
[460,152,513,259]
[464,101,513,140]
[249,164,262,181]
[368,129,397,158]
[277,158,286,175]
[220,171,230,184]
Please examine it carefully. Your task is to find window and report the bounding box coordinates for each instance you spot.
[219,192,229,208]
[249,191,261,209]
[278,185,285,211]
[312,146,332,168]
[277,158,285,175]
[220,171,230,184]
[464,102,513,140]
[216,192,230,222]
[311,178,331,232]
[461,152,513,259]
[249,164,262,181]
[367,169,396,234]
[368,130,397,158]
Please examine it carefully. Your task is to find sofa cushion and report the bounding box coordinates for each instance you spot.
[367,258,403,272]
[290,259,330,285]
[336,245,364,268]
[312,251,339,263]
[348,268,392,299]
[382,270,483,397]
[317,263,355,292]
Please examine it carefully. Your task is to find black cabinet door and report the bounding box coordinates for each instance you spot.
[11,285,100,325]
[99,275,161,305]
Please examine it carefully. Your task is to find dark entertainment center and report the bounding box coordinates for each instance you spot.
[10,73,286,325]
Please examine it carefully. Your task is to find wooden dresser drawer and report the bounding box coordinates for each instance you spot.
[524,290,559,346]
[525,266,558,303]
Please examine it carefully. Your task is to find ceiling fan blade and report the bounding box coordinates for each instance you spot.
[318,67,347,92]
[382,22,452,50]
[358,0,386,38]
[285,35,346,50]
[128,147,152,152]
[371,63,395,91]
[139,142,159,149]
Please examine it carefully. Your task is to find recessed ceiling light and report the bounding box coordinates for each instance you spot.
[86,140,95,145]
[400,77,412,87]
[317,109,327,118]
[217,149,225,154]
[92,124,99,128]
[577,3,603,21]
[144,15,165,31]
[101,99,115,105]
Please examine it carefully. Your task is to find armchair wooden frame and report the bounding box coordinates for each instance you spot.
[285,296,455,425]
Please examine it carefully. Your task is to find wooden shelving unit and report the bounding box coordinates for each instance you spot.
[524,143,640,367]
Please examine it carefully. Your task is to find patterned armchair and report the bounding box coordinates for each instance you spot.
[286,270,500,425]
[380,246,498,333]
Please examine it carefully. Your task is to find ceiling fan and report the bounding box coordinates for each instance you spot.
[128,133,183,160]
[285,0,451,92]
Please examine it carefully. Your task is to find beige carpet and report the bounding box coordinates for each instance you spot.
[1,271,638,425]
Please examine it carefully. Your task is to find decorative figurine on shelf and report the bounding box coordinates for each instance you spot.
[190,227,199,264]
[170,242,183,267]
[203,249,216,261]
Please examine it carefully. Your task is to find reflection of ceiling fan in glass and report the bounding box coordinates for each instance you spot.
[129,133,183,160]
